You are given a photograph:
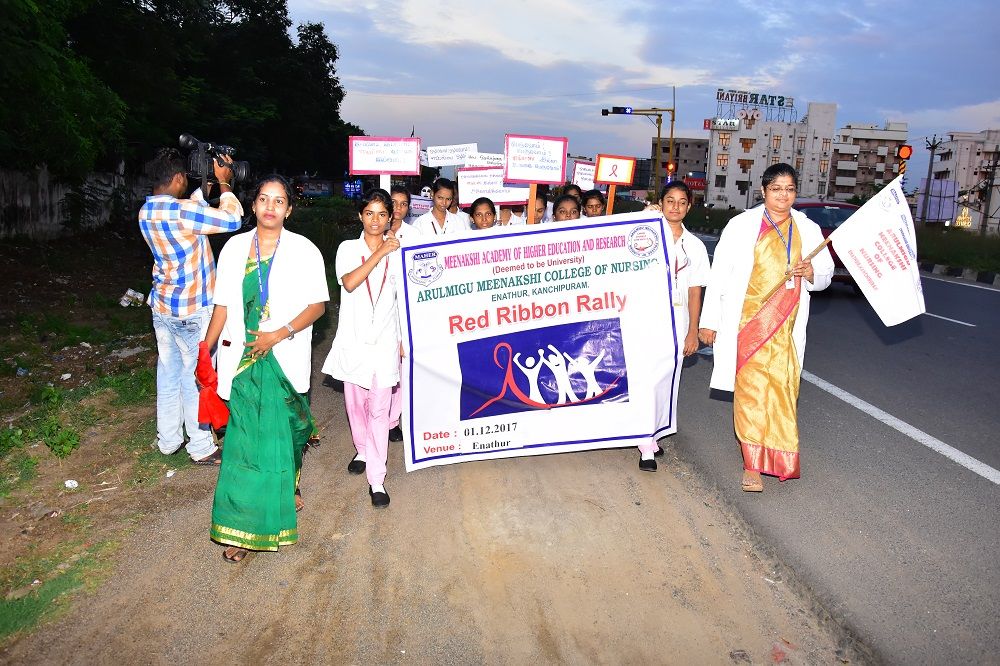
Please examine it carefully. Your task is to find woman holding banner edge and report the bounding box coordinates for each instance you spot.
[641,181,710,472]
[323,188,401,508]
[698,163,833,492]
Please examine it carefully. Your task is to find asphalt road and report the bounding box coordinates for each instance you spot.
[673,238,1000,664]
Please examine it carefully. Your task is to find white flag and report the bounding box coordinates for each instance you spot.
[828,175,925,326]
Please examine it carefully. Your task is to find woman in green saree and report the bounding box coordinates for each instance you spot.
[204,175,329,562]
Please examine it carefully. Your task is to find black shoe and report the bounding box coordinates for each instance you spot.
[639,457,657,472]
[369,486,390,508]
[347,455,366,475]
[388,426,403,442]
[654,445,664,458]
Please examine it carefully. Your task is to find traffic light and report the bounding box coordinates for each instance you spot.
[897,144,913,175]
[666,162,676,173]
[602,106,633,115]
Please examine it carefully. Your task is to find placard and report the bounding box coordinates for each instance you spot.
[349,136,422,176]
[465,151,505,167]
[503,134,568,185]
[572,161,596,190]
[426,143,478,167]
[395,212,678,471]
[594,154,636,186]
[456,167,530,206]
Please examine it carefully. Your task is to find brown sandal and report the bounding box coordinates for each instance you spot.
[223,546,249,563]
[741,470,764,492]
[295,488,304,513]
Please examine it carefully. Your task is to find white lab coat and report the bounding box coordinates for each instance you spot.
[699,205,833,392]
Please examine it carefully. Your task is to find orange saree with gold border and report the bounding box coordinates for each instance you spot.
[734,215,803,480]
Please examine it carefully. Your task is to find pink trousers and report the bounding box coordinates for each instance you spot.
[344,375,393,486]
[638,439,659,455]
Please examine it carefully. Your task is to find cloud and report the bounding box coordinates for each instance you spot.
[877,100,1000,136]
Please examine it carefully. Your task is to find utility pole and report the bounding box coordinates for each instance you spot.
[920,135,942,224]
[979,144,998,235]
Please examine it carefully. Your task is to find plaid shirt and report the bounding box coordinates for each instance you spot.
[139,189,244,317]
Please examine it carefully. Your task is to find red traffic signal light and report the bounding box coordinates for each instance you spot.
[897,145,913,160]
[666,162,676,173]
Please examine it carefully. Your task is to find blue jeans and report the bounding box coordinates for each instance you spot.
[151,307,216,459]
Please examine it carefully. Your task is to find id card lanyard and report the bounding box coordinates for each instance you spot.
[253,233,280,321]
[673,236,690,307]
[361,253,389,335]
[763,209,794,289]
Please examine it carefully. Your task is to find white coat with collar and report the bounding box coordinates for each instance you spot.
[699,205,833,392]
[213,228,330,399]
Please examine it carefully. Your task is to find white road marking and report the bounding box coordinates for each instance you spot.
[922,274,999,291]
[923,312,976,327]
[801,370,1000,486]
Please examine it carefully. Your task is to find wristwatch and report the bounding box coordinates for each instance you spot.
[284,323,295,339]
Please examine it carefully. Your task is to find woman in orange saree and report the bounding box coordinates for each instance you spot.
[699,163,834,493]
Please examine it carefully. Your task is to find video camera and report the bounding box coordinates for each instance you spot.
[178,133,250,195]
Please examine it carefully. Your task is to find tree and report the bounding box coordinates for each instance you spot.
[0,0,124,179]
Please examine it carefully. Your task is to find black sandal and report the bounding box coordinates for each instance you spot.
[223,546,249,563]
[295,488,304,512]
[193,449,222,466]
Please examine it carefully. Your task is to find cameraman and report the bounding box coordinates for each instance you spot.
[138,148,243,465]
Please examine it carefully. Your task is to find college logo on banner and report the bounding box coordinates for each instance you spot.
[457,318,629,420]
[628,225,659,257]
[407,250,444,286]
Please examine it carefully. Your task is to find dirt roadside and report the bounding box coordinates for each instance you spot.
[2,358,861,665]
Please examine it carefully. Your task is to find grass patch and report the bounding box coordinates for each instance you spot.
[95,367,155,406]
[123,418,195,486]
[0,449,38,497]
[916,227,1000,272]
[0,542,114,644]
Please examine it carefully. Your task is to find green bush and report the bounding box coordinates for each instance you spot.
[915,227,1000,273]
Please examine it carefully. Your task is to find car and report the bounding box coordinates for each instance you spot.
[793,200,860,292]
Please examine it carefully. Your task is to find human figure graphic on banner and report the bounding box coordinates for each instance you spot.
[540,344,580,403]
[563,348,606,399]
[513,351,546,404]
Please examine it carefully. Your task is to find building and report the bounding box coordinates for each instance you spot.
[828,122,909,202]
[650,137,707,201]
[931,130,1000,232]
[704,96,836,209]
[634,158,652,192]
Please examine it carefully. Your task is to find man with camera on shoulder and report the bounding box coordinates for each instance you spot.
[138,147,243,465]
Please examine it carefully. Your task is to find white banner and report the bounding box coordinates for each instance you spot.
[349,136,422,175]
[395,212,679,471]
[426,143,478,167]
[465,151,505,167]
[456,167,530,206]
[828,175,926,326]
[419,150,429,167]
[504,134,568,185]
[572,161,596,190]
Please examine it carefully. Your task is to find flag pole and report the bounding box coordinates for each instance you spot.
[759,237,832,302]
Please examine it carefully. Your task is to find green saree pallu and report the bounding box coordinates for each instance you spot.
[211,257,314,551]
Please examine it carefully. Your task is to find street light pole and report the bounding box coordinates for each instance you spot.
[920,134,941,224]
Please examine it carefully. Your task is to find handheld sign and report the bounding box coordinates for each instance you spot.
[349,136,422,176]
[594,154,637,214]
[503,134,568,185]
[426,143,478,167]
[465,151,505,167]
[456,167,530,206]
[504,134,569,224]
[572,161,596,191]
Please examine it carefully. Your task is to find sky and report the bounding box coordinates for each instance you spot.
[288,0,1000,187]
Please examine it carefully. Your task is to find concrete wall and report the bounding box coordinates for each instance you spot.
[0,167,147,240]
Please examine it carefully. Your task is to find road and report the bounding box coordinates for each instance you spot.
[674,236,1000,664]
